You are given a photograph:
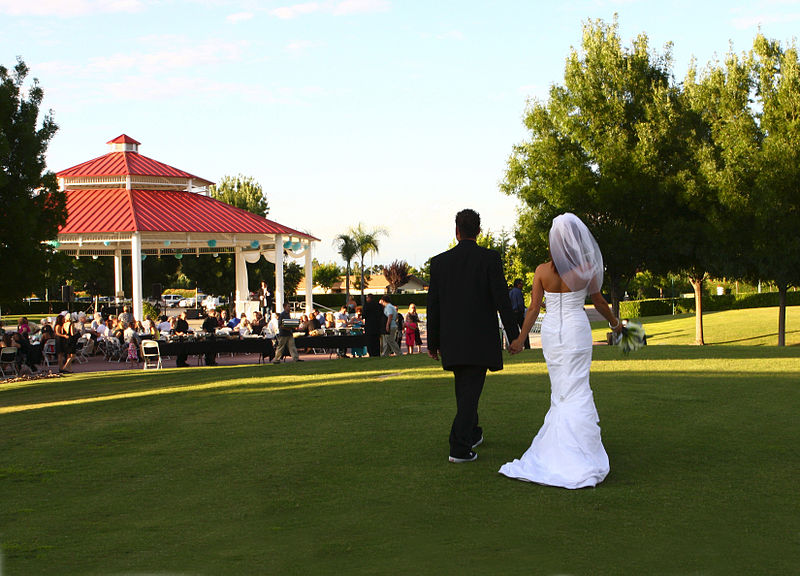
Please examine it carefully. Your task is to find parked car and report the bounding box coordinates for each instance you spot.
[163,294,182,307]
[178,297,196,308]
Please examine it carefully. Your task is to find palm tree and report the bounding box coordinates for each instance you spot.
[333,233,358,305]
[351,223,387,306]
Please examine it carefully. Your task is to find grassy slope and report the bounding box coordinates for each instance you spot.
[1,309,799,574]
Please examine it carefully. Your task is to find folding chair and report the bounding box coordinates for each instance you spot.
[0,347,19,378]
[74,336,91,363]
[140,340,162,370]
[42,339,57,368]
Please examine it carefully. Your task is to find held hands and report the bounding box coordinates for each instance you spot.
[427,348,440,361]
[508,337,524,355]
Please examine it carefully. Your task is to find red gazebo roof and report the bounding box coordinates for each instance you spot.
[59,188,317,239]
[57,151,211,184]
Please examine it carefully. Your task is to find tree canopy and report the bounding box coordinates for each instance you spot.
[0,58,66,302]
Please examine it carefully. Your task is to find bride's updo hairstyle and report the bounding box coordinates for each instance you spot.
[549,213,604,293]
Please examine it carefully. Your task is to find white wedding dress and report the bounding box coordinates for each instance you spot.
[499,288,609,489]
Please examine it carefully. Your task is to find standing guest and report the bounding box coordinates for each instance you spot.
[380,296,402,356]
[363,293,384,357]
[406,303,423,354]
[272,301,302,363]
[259,281,272,315]
[54,314,76,374]
[509,278,530,349]
[174,310,191,368]
[347,296,358,314]
[404,305,420,354]
[427,208,519,463]
[201,309,219,366]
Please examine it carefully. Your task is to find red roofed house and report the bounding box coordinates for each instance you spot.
[55,135,318,320]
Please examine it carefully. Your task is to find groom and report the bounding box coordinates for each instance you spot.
[427,208,520,463]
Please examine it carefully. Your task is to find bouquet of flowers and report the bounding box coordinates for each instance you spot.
[613,320,647,354]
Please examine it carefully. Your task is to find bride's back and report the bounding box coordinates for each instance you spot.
[537,261,572,293]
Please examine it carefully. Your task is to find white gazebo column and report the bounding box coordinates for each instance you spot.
[114,249,123,304]
[275,234,284,312]
[304,244,313,314]
[130,232,143,321]
[234,246,249,317]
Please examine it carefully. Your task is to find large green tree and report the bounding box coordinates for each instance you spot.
[209,174,269,217]
[502,17,684,315]
[312,261,342,292]
[751,36,800,345]
[0,58,67,301]
[682,48,760,344]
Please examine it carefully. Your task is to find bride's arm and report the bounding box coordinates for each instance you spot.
[590,292,622,333]
[510,273,544,353]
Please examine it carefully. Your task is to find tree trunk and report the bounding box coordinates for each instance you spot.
[608,277,621,318]
[345,263,351,306]
[689,275,705,345]
[359,256,366,307]
[777,282,787,347]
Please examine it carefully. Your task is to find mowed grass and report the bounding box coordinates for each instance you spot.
[1,310,799,574]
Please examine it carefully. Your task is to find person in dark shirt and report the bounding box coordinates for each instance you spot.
[509,278,530,349]
[174,310,191,367]
[363,293,384,357]
[201,309,219,366]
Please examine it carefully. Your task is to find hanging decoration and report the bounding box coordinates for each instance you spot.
[207,239,217,248]
[250,240,260,249]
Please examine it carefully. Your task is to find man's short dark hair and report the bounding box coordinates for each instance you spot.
[514,278,523,288]
[456,209,480,239]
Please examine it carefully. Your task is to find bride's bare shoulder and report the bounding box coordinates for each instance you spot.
[534,261,555,277]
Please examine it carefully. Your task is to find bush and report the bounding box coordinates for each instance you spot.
[619,298,674,318]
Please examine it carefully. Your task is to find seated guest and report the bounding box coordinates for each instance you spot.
[218,309,230,328]
[250,311,266,335]
[316,309,326,327]
[226,314,241,330]
[118,305,134,326]
[325,312,335,330]
[298,314,309,334]
[334,306,349,328]
[265,313,280,338]
[91,312,104,332]
[17,317,31,338]
[238,316,253,337]
[307,313,322,336]
[157,315,172,333]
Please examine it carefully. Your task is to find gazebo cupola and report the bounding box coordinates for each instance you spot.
[108,134,140,153]
[54,135,318,321]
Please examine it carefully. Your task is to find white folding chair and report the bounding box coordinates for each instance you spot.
[0,347,19,378]
[74,336,91,363]
[42,339,57,368]
[140,340,162,370]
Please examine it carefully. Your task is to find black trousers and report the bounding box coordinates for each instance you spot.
[515,310,530,349]
[366,333,381,357]
[449,365,487,458]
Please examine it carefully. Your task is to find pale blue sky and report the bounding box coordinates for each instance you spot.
[2,0,798,267]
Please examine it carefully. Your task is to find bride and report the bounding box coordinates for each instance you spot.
[500,213,622,489]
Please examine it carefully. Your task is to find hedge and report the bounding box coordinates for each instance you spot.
[620,290,800,318]
[288,292,427,310]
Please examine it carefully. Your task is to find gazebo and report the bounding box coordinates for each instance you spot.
[53,135,318,321]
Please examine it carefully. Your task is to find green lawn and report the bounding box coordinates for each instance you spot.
[1,309,799,574]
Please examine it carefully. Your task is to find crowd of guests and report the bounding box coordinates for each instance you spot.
[0,297,426,376]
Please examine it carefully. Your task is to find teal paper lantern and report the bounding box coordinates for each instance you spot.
[141,254,147,261]
[250,240,260,249]
[103,241,110,246]
[292,242,302,251]
[283,240,292,249]
[175,252,183,260]
[164,240,171,247]
[207,239,217,248]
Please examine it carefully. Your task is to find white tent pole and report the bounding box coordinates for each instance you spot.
[131,232,143,321]
[114,249,123,305]
[234,246,248,317]
[304,243,313,314]
[275,234,284,312]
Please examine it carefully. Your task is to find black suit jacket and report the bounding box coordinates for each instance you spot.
[363,299,384,336]
[427,240,519,371]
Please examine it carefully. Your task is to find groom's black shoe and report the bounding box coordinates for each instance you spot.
[448,451,478,463]
[472,435,484,449]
